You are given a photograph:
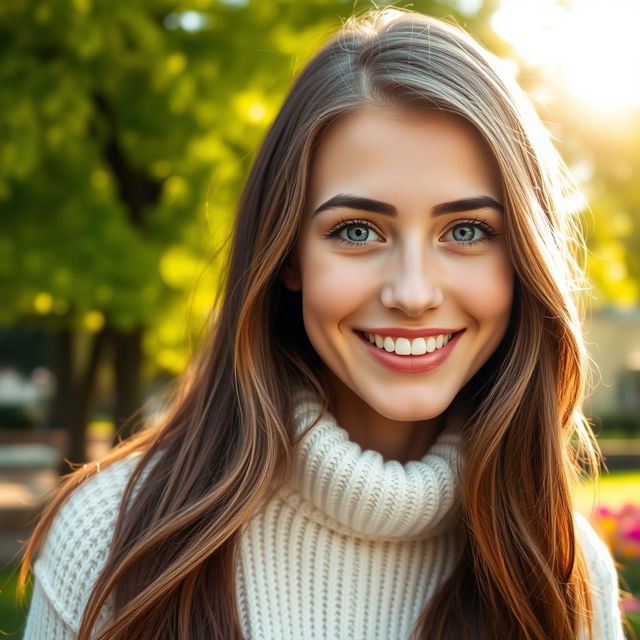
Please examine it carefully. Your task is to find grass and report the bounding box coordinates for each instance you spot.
[627,613,640,640]
[0,566,30,639]
[596,429,640,441]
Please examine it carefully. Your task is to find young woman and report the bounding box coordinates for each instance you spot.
[19,7,626,640]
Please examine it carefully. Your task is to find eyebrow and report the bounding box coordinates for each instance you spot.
[311,193,504,217]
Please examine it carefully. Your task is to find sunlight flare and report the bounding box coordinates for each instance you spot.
[492,0,640,115]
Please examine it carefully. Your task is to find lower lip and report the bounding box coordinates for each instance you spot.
[354,330,464,374]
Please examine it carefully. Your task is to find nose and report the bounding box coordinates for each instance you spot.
[380,241,445,317]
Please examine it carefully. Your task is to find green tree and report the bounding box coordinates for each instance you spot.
[0,0,496,466]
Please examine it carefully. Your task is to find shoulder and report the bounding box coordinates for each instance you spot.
[573,511,624,639]
[31,453,154,632]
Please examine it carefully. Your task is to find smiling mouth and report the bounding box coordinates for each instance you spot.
[353,328,465,374]
[354,329,464,356]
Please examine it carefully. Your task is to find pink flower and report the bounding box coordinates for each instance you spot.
[590,504,640,562]
[622,524,640,542]
[620,598,640,613]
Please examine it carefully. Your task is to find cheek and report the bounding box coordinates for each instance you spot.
[454,254,514,326]
[455,256,514,386]
[300,248,374,324]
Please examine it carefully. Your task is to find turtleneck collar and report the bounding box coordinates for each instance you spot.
[284,387,465,542]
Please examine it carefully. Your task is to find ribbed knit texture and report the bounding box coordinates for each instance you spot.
[233,388,465,639]
[23,390,625,639]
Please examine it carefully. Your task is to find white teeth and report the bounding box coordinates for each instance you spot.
[411,337,426,355]
[363,332,454,356]
[395,337,411,355]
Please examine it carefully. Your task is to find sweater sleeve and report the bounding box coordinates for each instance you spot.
[22,577,77,640]
[574,511,625,640]
[22,454,147,638]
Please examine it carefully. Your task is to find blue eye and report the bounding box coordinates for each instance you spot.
[325,219,383,247]
[445,220,498,246]
[451,224,483,243]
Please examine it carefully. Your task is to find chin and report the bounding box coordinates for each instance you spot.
[366,395,452,423]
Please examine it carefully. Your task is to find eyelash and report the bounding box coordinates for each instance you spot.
[323,217,500,247]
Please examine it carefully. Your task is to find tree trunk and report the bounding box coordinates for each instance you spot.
[92,92,160,451]
[58,326,111,475]
[112,325,144,445]
[47,327,74,432]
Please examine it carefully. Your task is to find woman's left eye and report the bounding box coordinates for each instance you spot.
[442,219,499,246]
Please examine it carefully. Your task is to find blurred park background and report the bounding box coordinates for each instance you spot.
[1,0,639,637]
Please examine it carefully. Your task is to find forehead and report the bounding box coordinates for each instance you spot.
[307,105,502,210]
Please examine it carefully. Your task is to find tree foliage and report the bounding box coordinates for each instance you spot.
[0,0,498,458]
[0,0,497,372]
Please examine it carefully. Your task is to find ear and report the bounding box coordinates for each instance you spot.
[280,253,302,292]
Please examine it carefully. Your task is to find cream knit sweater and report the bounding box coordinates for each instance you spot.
[23,390,624,639]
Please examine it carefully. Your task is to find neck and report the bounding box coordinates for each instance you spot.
[327,375,447,463]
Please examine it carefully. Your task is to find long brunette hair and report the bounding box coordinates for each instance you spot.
[20,8,602,639]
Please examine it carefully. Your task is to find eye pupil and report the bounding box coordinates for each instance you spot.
[453,225,475,241]
[347,226,368,241]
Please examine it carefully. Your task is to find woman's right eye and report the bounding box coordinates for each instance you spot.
[323,219,384,247]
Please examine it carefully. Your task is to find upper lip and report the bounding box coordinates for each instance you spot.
[356,327,464,339]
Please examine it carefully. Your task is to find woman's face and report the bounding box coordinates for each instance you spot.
[282,105,514,427]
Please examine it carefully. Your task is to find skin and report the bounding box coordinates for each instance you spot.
[282,105,514,463]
